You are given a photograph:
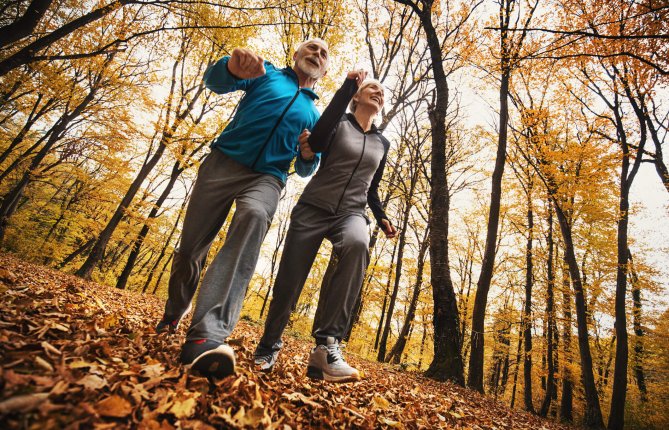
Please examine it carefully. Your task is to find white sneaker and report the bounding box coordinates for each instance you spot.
[306,337,360,382]
[254,349,280,372]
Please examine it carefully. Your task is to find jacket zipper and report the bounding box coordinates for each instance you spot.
[335,134,366,213]
[251,88,300,169]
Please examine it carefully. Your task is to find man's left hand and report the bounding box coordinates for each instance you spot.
[299,129,315,161]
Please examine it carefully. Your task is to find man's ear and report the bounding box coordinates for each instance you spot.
[293,51,298,61]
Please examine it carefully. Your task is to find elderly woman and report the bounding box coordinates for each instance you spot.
[253,70,397,382]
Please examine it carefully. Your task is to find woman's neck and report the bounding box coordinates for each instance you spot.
[353,107,376,132]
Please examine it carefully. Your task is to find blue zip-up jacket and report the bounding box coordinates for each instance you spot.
[203,56,321,183]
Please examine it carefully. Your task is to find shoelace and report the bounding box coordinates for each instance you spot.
[325,342,345,364]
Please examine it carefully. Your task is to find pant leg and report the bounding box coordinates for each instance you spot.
[187,170,284,342]
[312,214,370,340]
[255,203,330,355]
[163,150,237,320]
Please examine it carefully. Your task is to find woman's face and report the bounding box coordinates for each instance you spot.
[355,83,385,114]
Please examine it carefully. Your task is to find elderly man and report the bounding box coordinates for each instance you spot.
[155,39,330,379]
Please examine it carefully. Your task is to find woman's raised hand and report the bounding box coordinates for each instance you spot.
[346,69,368,86]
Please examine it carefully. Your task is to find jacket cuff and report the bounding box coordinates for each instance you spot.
[298,152,317,163]
[225,59,242,81]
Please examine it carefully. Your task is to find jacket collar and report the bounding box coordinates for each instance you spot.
[282,66,319,100]
[346,112,382,134]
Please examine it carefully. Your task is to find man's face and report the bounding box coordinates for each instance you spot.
[294,41,329,79]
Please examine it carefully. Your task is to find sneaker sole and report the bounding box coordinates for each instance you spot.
[187,344,236,379]
[306,365,360,383]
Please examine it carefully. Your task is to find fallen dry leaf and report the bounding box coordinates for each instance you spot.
[77,374,108,391]
[96,394,132,418]
[379,416,405,429]
[0,392,49,414]
[281,391,322,409]
[169,396,197,419]
[372,394,391,410]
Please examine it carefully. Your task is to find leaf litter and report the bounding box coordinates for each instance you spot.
[0,254,573,429]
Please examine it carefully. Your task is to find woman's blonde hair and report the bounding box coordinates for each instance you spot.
[349,79,385,113]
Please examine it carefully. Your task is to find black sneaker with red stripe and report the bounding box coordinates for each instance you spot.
[155,303,192,334]
[180,339,236,379]
[155,318,180,334]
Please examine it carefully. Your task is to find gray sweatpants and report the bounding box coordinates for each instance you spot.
[255,202,370,355]
[162,149,283,342]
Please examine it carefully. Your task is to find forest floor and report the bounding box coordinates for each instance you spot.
[0,253,572,429]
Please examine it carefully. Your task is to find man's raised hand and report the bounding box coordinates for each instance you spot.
[228,48,266,80]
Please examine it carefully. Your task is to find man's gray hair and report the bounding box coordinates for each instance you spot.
[296,38,329,53]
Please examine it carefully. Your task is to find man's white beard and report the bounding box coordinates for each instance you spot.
[297,56,324,79]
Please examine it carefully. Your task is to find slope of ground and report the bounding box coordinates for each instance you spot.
[0,253,571,429]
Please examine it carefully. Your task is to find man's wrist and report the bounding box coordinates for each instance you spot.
[225,60,242,80]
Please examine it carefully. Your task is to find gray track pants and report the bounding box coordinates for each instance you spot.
[255,202,370,355]
[162,149,283,342]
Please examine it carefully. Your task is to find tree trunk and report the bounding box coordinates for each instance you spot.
[0,0,54,49]
[560,252,573,423]
[386,226,429,363]
[151,252,174,295]
[510,327,523,409]
[488,312,511,399]
[554,202,603,428]
[523,202,535,413]
[540,199,556,417]
[420,12,464,386]
[75,143,167,279]
[58,238,95,269]
[116,162,183,289]
[627,250,648,401]
[460,253,475,363]
[417,312,428,369]
[468,58,510,394]
[644,100,669,194]
[609,68,646,430]
[378,200,413,361]
[375,241,398,350]
[500,333,511,396]
[142,194,187,294]
[260,209,290,319]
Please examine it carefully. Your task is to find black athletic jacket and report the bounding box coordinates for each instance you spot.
[298,78,391,227]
